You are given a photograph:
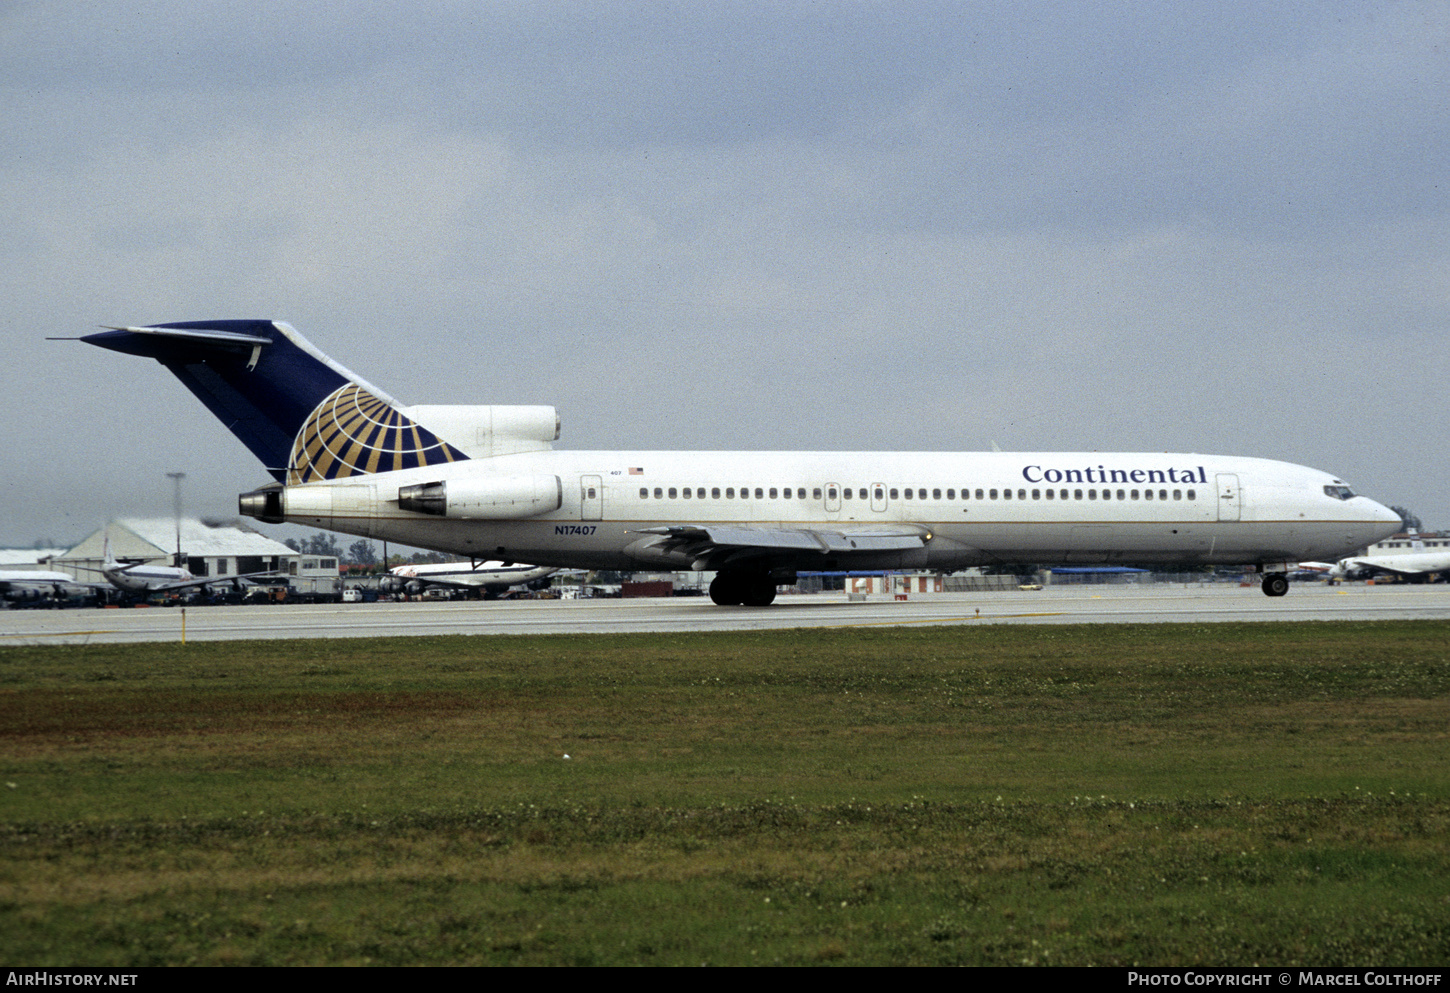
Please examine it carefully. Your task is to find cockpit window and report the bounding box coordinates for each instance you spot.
[1324,485,1356,500]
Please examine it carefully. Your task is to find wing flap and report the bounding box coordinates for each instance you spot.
[630,523,931,570]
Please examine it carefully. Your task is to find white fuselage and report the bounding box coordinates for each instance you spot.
[387,561,556,589]
[266,450,1400,573]
[1333,550,1450,579]
[103,563,193,594]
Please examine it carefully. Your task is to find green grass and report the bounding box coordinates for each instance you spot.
[2,621,1448,964]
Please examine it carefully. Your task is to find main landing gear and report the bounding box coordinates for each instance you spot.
[709,572,779,607]
[1261,573,1289,597]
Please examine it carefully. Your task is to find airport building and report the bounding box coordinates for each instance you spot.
[1367,532,1449,553]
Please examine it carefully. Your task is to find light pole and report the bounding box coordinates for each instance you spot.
[166,472,186,568]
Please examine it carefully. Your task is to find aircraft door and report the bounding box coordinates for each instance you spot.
[824,482,842,514]
[1216,473,1241,522]
[871,483,887,513]
[581,475,602,521]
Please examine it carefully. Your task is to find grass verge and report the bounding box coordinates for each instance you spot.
[2,621,1447,964]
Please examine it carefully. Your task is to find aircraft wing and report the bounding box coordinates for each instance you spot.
[631,523,931,571]
[145,570,282,593]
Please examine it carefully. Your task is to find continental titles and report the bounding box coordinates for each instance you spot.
[1022,465,1208,486]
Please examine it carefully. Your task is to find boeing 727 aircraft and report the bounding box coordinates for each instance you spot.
[79,321,1402,605]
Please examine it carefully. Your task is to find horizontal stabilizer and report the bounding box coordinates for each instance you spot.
[98,324,273,348]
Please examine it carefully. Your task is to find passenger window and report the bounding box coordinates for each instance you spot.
[989,489,998,499]
[1045,489,1054,500]
[827,487,837,500]
[874,487,883,500]
[932,488,941,499]
[668,487,677,499]
[726,488,735,498]
[1031,489,1040,500]
[1003,489,1011,500]
[918,489,926,500]
[1159,490,1168,501]
[1088,489,1097,500]
[654,487,663,499]
[1144,489,1153,501]
[842,488,851,500]
[682,488,691,499]
[1186,489,1196,500]
[712,487,721,499]
[813,488,822,499]
[754,488,763,499]
[947,489,955,500]
[639,488,648,498]
[1117,489,1125,500]
[1018,489,1026,500]
[857,488,865,500]
[976,489,985,500]
[889,488,899,499]
[1074,490,1083,500]
[1173,490,1181,500]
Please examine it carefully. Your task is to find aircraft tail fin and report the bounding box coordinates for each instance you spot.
[81,321,470,483]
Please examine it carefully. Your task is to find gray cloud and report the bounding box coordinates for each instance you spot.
[1,0,1445,546]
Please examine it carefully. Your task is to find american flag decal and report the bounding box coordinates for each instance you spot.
[628,467,644,475]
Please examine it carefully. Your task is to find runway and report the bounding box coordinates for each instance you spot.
[3,582,1447,645]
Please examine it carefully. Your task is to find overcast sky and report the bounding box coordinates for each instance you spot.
[2,0,1446,548]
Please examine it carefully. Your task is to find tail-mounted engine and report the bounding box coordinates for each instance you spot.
[397,475,562,519]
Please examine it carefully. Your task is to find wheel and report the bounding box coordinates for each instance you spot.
[740,576,777,607]
[709,574,744,605]
[1261,573,1289,597]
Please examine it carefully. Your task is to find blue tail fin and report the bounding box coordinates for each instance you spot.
[83,321,469,483]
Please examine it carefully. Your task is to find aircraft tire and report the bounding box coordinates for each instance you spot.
[709,574,744,606]
[1261,573,1289,597]
[740,576,778,607]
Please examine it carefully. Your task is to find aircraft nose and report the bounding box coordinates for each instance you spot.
[1366,499,1402,527]
[1356,497,1403,538]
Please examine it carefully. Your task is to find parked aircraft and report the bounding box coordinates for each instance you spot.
[381,560,557,597]
[79,321,1402,604]
[82,532,278,597]
[1330,538,1450,583]
[0,569,82,605]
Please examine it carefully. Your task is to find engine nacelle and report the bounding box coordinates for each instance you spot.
[397,475,562,519]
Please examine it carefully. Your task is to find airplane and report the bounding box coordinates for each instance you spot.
[380,560,558,597]
[0,569,85,606]
[76,320,1403,604]
[80,531,279,598]
[1328,537,1450,584]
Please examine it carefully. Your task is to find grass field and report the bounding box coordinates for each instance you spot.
[2,621,1447,965]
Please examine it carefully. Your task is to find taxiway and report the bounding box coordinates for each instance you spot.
[3,582,1447,646]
